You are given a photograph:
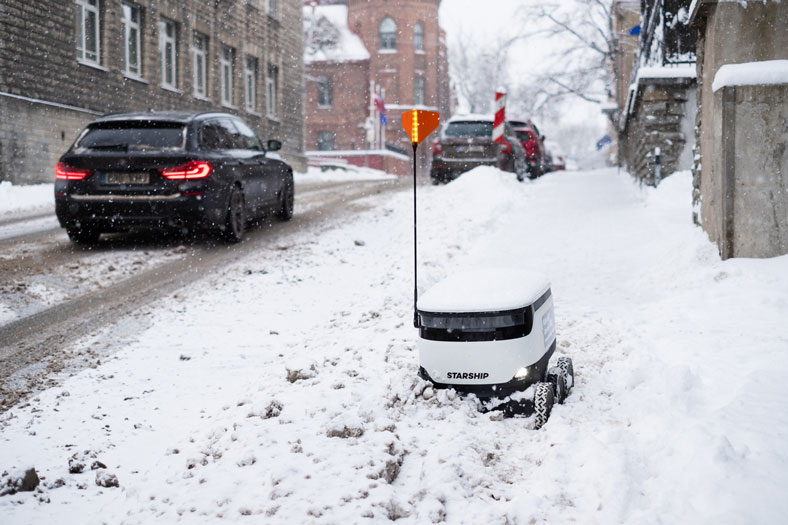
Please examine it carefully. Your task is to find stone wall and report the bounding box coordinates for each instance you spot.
[0,96,98,183]
[0,0,305,183]
[621,79,697,184]
[704,84,788,258]
[693,0,788,258]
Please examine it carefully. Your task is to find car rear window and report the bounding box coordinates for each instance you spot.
[514,129,534,141]
[444,121,493,138]
[76,122,186,150]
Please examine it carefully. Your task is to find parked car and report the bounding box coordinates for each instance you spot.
[429,115,527,184]
[55,111,294,244]
[509,119,548,178]
[544,141,566,171]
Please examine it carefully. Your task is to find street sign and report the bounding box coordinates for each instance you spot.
[401,110,440,145]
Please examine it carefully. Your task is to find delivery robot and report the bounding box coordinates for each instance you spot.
[416,268,574,428]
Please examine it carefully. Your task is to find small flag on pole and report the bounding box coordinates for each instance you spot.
[374,90,387,126]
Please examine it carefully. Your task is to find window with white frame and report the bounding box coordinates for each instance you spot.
[266,64,279,118]
[220,45,234,106]
[159,18,177,88]
[414,76,425,106]
[192,32,208,97]
[121,4,141,76]
[245,57,258,112]
[414,23,424,52]
[317,76,332,107]
[75,0,100,64]
[379,17,396,50]
[266,0,277,17]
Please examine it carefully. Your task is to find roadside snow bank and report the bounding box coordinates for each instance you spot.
[0,181,53,217]
[296,165,396,184]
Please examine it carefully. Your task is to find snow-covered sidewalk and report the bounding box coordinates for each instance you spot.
[1,167,786,524]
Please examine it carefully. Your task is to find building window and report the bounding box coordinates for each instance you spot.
[379,17,397,51]
[317,76,332,107]
[192,32,208,97]
[267,64,279,118]
[414,23,424,52]
[245,57,258,113]
[75,0,100,64]
[159,18,177,89]
[266,0,276,17]
[121,4,141,76]
[317,131,335,151]
[220,45,234,106]
[414,76,425,106]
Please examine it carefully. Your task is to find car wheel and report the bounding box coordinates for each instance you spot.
[276,176,294,221]
[221,185,246,243]
[66,226,100,244]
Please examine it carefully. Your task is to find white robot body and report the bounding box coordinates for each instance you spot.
[417,268,556,398]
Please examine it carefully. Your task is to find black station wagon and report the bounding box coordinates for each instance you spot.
[55,111,294,243]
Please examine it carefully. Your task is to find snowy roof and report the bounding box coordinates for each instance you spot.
[418,268,550,313]
[712,59,788,92]
[303,5,370,64]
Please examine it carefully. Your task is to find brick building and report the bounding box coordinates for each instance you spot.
[0,0,305,184]
[303,0,451,175]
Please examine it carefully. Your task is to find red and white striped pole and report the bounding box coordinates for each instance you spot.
[492,89,506,143]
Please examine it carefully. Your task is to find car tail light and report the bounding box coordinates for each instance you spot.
[431,141,442,155]
[500,140,512,155]
[159,161,213,180]
[55,162,93,180]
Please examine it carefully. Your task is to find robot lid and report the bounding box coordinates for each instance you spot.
[417,268,550,314]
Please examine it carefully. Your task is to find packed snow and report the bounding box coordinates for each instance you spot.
[712,59,788,92]
[2,166,787,523]
[0,181,54,220]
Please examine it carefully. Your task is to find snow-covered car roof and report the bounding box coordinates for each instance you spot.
[446,113,494,124]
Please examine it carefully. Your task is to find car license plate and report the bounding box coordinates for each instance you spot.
[105,172,149,185]
[458,145,484,153]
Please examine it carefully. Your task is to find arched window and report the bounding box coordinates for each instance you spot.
[379,17,397,50]
[414,23,424,52]
[414,76,425,105]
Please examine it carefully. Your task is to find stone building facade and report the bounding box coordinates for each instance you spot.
[0,0,305,184]
[303,0,451,175]
[615,0,697,184]
[690,0,788,259]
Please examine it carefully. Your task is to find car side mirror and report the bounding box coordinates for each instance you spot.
[541,135,546,142]
[267,139,282,152]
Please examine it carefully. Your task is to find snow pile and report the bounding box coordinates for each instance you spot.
[0,181,53,218]
[295,165,397,184]
[712,59,788,92]
[2,167,788,523]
